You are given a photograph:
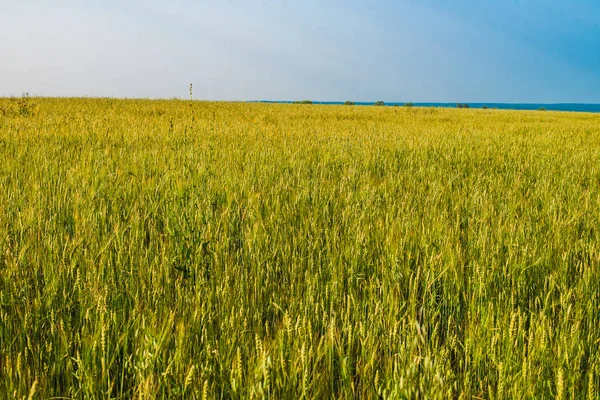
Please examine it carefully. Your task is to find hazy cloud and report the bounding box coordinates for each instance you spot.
[1,0,599,102]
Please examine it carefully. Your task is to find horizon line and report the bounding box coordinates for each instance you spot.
[1,95,600,106]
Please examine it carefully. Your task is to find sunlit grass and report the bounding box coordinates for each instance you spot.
[0,98,599,398]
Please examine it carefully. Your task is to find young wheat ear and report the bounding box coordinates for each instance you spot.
[190,83,193,101]
[27,380,38,400]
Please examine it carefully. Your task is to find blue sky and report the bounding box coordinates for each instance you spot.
[1,0,599,102]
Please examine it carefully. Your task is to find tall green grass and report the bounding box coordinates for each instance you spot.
[0,98,599,398]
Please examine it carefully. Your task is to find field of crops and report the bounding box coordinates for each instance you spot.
[1,98,599,398]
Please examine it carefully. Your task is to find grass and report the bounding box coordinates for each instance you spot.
[0,98,599,398]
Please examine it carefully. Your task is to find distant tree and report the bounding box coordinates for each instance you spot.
[294,100,313,105]
[344,101,355,106]
[403,102,414,107]
[457,103,470,109]
[538,107,547,111]
[481,106,489,109]
[374,101,385,106]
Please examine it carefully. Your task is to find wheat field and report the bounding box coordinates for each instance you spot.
[1,98,599,398]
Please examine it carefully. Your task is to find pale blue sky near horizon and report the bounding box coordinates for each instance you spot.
[1,0,599,103]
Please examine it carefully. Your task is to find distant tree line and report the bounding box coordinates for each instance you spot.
[284,100,548,111]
